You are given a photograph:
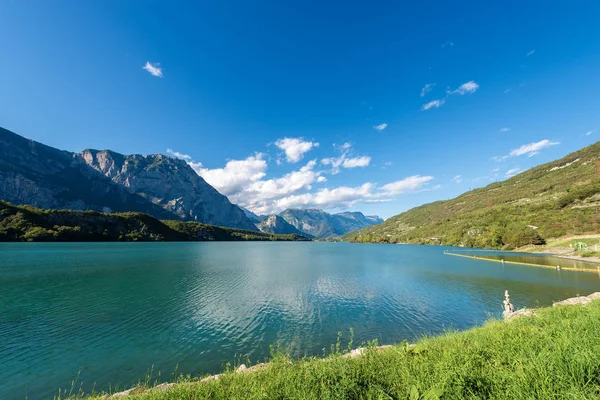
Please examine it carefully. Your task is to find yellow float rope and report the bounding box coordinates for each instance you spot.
[443,251,597,273]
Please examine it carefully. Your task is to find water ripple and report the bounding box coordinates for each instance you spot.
[1,242,600,400]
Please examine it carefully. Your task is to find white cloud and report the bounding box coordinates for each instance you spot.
[421,99,445,111]
[526,49,536,56]
[373,123,388,131]
[143,62,163,77]
[321,143,371,174]
[509,139,559,157]
[166,148,192,161]
[243,160,319,200]
[342,156,371,168]
[247,171,432,214]
[194,157,323,214]
[500,127,511,133]
[447,81,479,95]
[420,83,435,97]
[441,41,454,48]
[168,143,429,214]
[274,137,319,163]
[419,80,479,111]
[452,175,462,184]
[380,175,434,196]
[268,174,434,213]
[506,168,521,177]
[272,183,377,211]
[586,130,594,136]
[192,153,268,196]
[493,139,559,161]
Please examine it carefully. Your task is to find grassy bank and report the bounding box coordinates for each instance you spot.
[518,234,600,263]
[74,299,600,400]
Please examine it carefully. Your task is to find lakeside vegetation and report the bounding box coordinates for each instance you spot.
[68,299,600,399]
[518,234,600,260]
[344,142,600,249]
[0,201,309,242]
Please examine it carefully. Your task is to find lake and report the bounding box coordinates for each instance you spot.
[2,242,600,400]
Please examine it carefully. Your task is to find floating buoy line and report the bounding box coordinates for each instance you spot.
[443,250,598,274]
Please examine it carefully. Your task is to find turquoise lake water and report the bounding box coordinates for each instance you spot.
[2,242,600,399]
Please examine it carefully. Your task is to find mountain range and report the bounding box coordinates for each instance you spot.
[0,127,256,230]
[344,141,600,249]
[277,209,383,238]
[245,208,383,238]
[0,127,382,236]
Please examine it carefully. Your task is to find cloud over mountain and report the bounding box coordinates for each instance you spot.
[168,140,432,215]
[493,139,560,161]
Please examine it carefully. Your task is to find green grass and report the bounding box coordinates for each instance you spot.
[520,235,600,251]
[516,235,600,262]
[72,301,600,399]
[581,251,600,258]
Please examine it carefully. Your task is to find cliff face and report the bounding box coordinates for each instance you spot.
[256,214,310,237]
[0,127,172,218]
[78,149,258,230]
[0,127,258,230]
[278,209,383,238]
[334,212,384,232]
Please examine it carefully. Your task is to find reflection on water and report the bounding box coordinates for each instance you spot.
[1,242,600,400]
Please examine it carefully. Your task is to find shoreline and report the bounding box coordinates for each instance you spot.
[444,250,600,273]
[526,249,600,265]
[96,291,600,399]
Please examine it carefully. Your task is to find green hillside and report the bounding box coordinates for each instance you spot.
[0,201,309,242]
[345,142,600,249]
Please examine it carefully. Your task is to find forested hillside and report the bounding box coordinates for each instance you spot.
[0,201,308,242]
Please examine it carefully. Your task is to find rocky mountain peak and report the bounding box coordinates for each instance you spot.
[77,150,257,230]
[255,214,309,237]
[277,208,383,238]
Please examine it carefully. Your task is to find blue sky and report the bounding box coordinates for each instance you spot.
[1,1,599,218]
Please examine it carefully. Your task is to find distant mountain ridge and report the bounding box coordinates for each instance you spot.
[255,214,309,237]
[0,127,257,230]
[344,141,600,248]
[279,209,383,238]
[250,208,383,238]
